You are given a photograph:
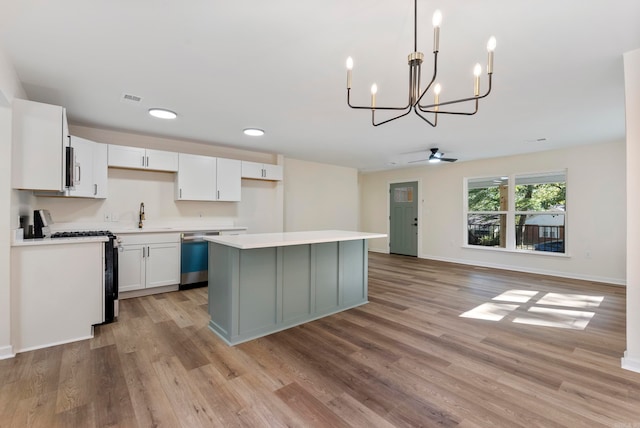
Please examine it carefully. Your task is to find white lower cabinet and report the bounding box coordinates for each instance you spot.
[118,233,180,292]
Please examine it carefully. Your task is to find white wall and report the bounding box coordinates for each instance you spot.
[360,140,626,285]
[0,46,25,359]
[623,48,640,373]
[283,158,359,232]
[33,126,284,233]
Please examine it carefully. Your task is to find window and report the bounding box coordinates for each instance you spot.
[466,171,566,253]
[394,186,413,203]
[467,176,508,248]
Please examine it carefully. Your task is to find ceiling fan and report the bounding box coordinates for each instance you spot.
[408,148,458,164]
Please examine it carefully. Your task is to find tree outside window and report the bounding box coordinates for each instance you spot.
[466,171,567,253]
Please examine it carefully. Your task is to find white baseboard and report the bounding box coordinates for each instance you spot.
[16,334,93,355]
[368,250,624,286]
[0,345,16,360]
[419,254,626,287]
[622,351,640,373]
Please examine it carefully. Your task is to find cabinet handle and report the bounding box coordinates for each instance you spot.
[180,188,182,198]
[94,184,98,196]
[146,156,149,167]
[217,190,220,200]
[142,156,145,167]
[142,247,146,258]
[262,168,265,178]
[147,246,150,257]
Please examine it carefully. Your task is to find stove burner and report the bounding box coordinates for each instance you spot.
[51,230,114,238]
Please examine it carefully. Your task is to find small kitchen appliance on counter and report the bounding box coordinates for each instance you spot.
[33,209,54,238]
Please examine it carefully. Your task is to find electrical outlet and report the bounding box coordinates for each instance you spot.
[103,213,111,222]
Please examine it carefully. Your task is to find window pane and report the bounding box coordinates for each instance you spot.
[468,214,506,248]
[515,173,566,211]
[515,214,565,253]
[394,187,413,203]
[468,177,508,212]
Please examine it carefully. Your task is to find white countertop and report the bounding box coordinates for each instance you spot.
[204,230,387,249]
[111,225,247,234]
[12,236,109,247]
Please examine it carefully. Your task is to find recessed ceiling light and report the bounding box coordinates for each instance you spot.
[243,128,264,137]
[148,108,177,119]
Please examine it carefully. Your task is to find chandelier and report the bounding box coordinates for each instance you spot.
[346,0,496,127]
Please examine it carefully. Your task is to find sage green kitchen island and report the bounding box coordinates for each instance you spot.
[204,230,386,345]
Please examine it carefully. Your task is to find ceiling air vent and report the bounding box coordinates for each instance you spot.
[121,93,143,104]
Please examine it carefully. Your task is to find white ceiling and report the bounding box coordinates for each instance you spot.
[2,1,639,171]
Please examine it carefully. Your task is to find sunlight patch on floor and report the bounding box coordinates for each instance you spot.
[536,293,604,308]
[513,307,595,330]
[460,289,604,330]
[492,290,539,303]
[460,303,520,321]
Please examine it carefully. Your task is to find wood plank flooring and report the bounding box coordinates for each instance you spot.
[2,253,640,427]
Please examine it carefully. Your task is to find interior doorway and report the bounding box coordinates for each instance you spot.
[389,181,418,257]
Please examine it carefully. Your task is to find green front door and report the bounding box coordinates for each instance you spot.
[390,182,418,256]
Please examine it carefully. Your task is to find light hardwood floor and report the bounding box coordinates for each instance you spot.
[2,253,640,427]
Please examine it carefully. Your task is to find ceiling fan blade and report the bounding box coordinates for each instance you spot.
[440,157,457,162]
[407,158,429,163]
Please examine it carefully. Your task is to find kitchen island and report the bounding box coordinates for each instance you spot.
[204,230,386,345]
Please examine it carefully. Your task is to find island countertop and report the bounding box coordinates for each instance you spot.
[203,230,386,250]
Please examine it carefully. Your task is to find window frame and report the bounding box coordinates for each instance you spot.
[464,169,568,256]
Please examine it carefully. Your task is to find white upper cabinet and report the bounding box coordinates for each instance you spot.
[241,161,283,181]
[66,136,108,198]
[175,154,241,201]
[216,158,241,201]
[108,145,178,172]
[93,142,108,198]
[146,148,179,171]
[175,153,217,201]
[12,99,69,191]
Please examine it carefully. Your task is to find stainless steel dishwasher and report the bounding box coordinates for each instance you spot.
[180,231,219,288]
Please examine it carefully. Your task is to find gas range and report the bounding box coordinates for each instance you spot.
[51,230,116,239]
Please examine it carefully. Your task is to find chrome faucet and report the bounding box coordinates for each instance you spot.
[138,202,145,228]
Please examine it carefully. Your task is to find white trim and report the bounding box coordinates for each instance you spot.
[418,254,625,286]
[622,351,640,373]
[15,334,93,354]
[0,345,15,359]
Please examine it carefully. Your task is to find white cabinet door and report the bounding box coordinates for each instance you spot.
[240,160,282,181]
[66,137,108,198]
[216,158,241,201]
[263,163,283,181]
[241,161,264,179]
[145,242,181,288]
[118,244,146,292]
[93,143,108,198]
[67,136,96,198]
[108,145,146,169]
[108,145,178,172]
[146,149,178,172]
[176,153,217,201]
[11,99,67,191]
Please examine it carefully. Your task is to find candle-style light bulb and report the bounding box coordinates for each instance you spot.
[487,36,496,74]
[473,63,482,96]
[371,83,378,108]
[432,10,442,53]
[432,10,442,27]
[346,57,353,89]
[434,83,441,112]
